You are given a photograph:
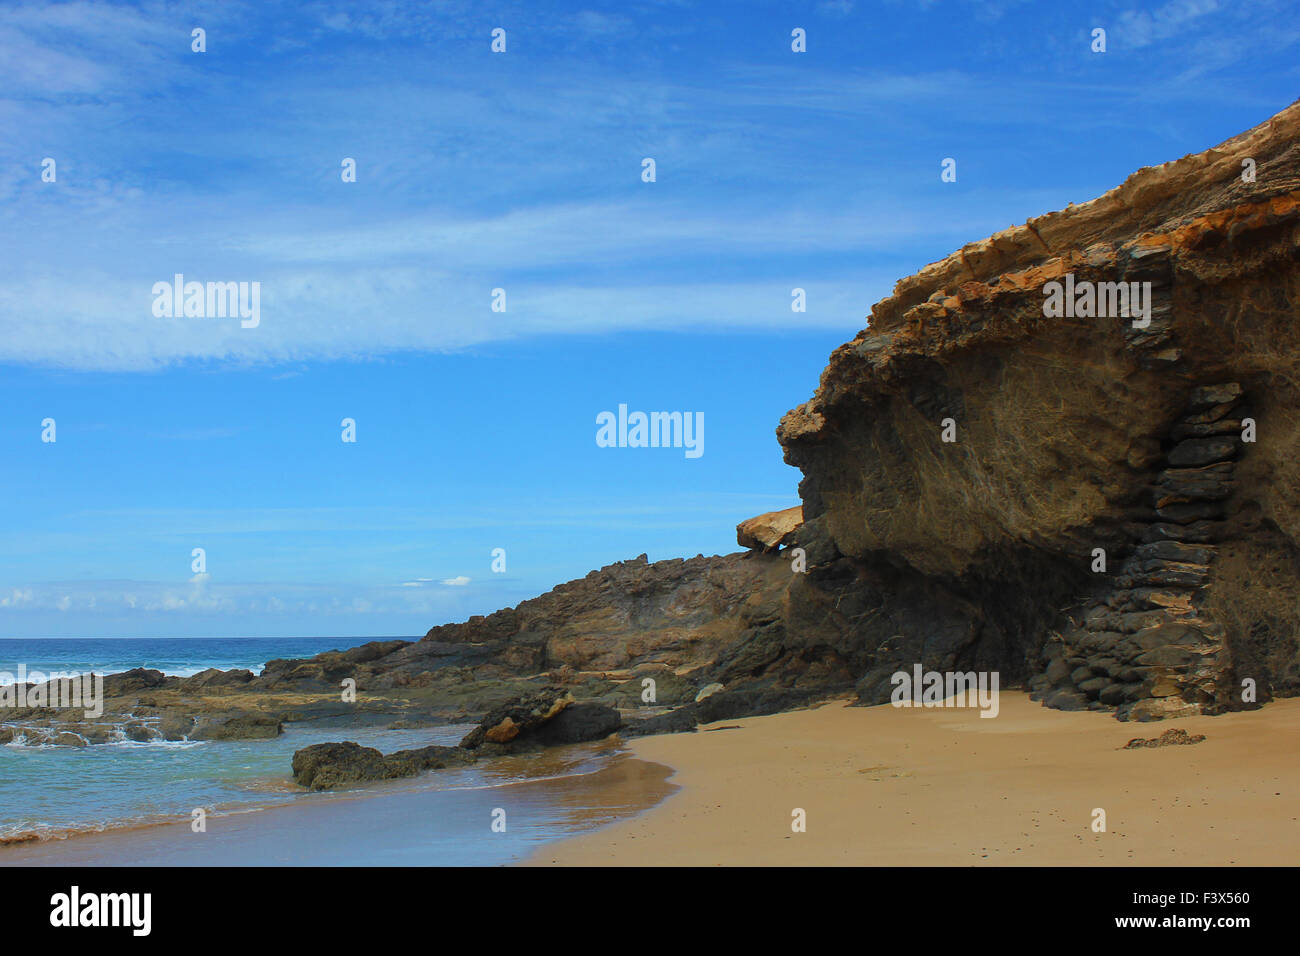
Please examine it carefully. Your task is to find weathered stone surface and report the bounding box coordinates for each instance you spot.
[771,102,1300,721]
[459,689,573,750]
[736,506,803,551]
[1128,698,1202,721]
[694,682,724,703]
[1123,727,1207,748]
[291,741,476,790]
[1134,540,1215,565]
[1154,463,1234,502]
[1187,383,1243,411]
[190,711,283,741]
[1098,683,1129,706]
[178,668,255,691]
[1167,437,1237,468]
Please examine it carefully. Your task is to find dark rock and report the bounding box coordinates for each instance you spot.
[1169,419,1242,440]
[1166,437,1237,468]
[1134,540,1215,565]
[1044,690,1089,711]
[1186,383,1242,411]
[178,668,255,691]
[459,688,573,749]
[1154,500,1226,525]
[1098,683,1129,706]
[1139,521,1218,544]
[1153,463,1233,501]
[457,690,619,751]
[622,706,700,737]
[700,687,816,721]
[1135,645,1201,667]
[1069,665,1094,685]
[101,668,172,696]
[291,741,476,790]
[1181,400,1240,425]
[1078,676,1111,699]
[1044,657,1072,683]
[527,702,622,746]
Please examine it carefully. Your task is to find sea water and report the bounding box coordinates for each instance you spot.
[0,638,654,865]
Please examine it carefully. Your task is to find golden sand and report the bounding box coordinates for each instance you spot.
[529,691,1300,866]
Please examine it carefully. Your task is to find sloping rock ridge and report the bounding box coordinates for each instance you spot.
[768,99,1300,719]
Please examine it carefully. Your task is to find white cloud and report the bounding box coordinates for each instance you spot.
[442,576,471,587]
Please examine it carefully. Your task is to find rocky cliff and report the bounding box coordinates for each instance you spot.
[764,99,1300,719]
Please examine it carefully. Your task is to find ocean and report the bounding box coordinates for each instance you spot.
[0,638,659,865]
[0,636,380,684]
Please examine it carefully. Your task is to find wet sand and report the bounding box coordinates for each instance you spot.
[530,692,1300,866]
[1,745,676,866]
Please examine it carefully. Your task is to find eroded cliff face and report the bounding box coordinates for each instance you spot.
[767,100,1300,719]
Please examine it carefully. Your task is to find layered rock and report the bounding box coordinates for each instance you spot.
[258,551,790,693]
[763,99,1300,719]
[1030,385,1247,719]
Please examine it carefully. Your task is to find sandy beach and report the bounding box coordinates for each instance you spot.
[530,692,1300,866]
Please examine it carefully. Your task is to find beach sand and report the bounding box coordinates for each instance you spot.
[529,691,1300,865]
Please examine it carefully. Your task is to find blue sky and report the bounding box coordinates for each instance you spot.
[2,0,1297,638]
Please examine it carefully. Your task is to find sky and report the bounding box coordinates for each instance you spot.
[2,0,1298,638]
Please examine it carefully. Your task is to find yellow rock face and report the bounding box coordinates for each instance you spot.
[736,505,803,551]
[485,716,520,743]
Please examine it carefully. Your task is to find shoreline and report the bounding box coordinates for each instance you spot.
[8,689,1298,866]
[527,692,1300,866]
[0,742,677,866]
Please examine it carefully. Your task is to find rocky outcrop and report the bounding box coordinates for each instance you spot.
[0,552,790,750]
[291,741,476,790]
[761,99,1300,719]
[256,551,789,694]
[458,688,622,752]
[737,506,803,551]
[291,688,621,789]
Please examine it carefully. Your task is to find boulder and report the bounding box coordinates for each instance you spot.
[736,506,803,552]
[291,741,476,791]
[459,689,573,749]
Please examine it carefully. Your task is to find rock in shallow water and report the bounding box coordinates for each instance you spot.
[291,741,476,790]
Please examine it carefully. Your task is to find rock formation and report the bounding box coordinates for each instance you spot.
[762,99,1300,719]
[736,506,803,551]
